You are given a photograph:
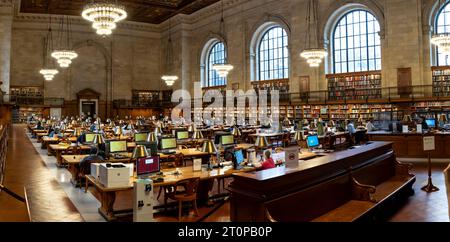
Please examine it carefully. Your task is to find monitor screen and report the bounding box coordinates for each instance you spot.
[177,131,189,140]
[426,119,436,128]
[306,135,320,148]
[109,140,127,153]
[136,156,160,176]
[234,150,244,166]
[135,133,148,142]
[161,138,177,150]
[85,133,96,143]
[221,135,234,145]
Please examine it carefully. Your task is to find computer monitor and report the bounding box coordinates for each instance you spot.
[176,131,189,140]
[234,150,244,166]
[160,138,177,150]
[134,133,148,142]
[85,133,96,143]
[306,135,320,148]
[109,140,127,153]
[221,135,234,146]
[136,156,160,176]
[426,119,436,128]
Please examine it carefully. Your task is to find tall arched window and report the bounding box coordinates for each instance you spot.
[257,26,289,80]
[204,42,227,87]
[332,10,381,73]
[436,2,450,66]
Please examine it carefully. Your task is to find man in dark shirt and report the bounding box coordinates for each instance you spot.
[421,117,429,130]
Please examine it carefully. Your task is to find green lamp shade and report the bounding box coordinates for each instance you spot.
[201,140,217,154]
[193,130,204,139]
[147,132,158,142]
[92,134,105,145]
[132,145,149,159]
[254,136,269,148]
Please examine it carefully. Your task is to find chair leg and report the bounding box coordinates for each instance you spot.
[178,200,182,221]
[157,187,162,200]
[193,200,199,217]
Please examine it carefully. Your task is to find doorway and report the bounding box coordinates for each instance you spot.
[79,99,98,118]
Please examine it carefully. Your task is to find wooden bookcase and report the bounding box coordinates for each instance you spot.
[131,90,160,106]
[432,66,450,97]
[327,71,382,101]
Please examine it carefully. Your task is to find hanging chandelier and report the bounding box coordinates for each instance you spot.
[82,0,127,36]
[161,19,178,87]
[213,0,233,78]
[431,0,450,54]
[52,16,77,68]
[40,15,58,81]
[300,0,327,68]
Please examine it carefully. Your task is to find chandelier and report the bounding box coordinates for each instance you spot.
[300,0,327,68]
[431,0,450,54]
[161,19,178,87]
[40,15,58,81]
[82,0,127,36]
[213,0,233,77]
[52,16,77,68]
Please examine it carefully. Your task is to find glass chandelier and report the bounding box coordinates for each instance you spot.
[40,16,58,81]
[161,19,178,87]
[300,0,327,68]
[212,0,233,77]
[82,0,127,36]
[52,16,77,68]
[431,0,450,54]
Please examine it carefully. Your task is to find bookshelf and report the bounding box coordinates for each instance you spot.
[327,71,382,101]
[251,79,290,102]
[10,86,44,105]
[432,66,450,97]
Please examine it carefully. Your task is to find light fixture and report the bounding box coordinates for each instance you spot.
[146,132,158,143]
[52,16,77,68]
[431,0,450,54]
[192,130,204,139]
[254,136,269,148]
[132,145,149,159]
[82,0,127,36]
[40,15,59,81]
[161,19,178,87]
[300,0,327,68]
[212,0,233,78]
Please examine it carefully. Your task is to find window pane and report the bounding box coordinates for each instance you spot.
[436,2,450,66]
[257,26,289,80]
[332,10,381,73]
[205,42,227,87]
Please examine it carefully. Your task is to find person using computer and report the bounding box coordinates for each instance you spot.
[347,120,357,134]
[244,150,276,171]
[421,116,429,130]
[366,118,377,132]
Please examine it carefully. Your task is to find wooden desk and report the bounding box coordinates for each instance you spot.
[368,131,450,158]
[85,165,255,221]
[48,144,92,167]
[36,132,49,142]
[41,136,77,149]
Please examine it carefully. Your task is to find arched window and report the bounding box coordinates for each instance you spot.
[332,10,381,73]
[436,3,450,66]
[257,26,289,80]
[204,41,226,87]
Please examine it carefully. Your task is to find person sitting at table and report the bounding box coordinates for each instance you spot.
[366,118,377,132]
[244,150,276,171]
[347,120,357,134]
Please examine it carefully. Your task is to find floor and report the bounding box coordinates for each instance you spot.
[0,124,448,222]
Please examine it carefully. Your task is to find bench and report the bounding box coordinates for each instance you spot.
[264,157,415,222]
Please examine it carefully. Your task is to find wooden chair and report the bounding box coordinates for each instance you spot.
[281,133,291,147]
[157,153,184,203]
[444,164,450,219]
[165,177,200,221]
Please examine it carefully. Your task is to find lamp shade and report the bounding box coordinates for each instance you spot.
[92,134,105,145]
[73,128,82,137]
[201,140,217,154]
[188,124,195,132]
[115,126,122,136]
[254,136,269,148]
[232,127,241,136]
[294,130,303,141]
[193,130,204,139]
[403,115,412,122]
[439,114,448,122]
[132,145,149,159]
[146,132,158,143]
[155,127,163,135]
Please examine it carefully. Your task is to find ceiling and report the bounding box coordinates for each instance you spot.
[19,0,220,24]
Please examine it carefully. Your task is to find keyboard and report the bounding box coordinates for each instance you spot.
[161,149,177,155]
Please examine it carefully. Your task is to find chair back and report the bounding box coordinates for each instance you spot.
[444,164,450,219]
[176,177,200,196]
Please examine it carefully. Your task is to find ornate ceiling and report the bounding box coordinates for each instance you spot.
[19,0,220,24]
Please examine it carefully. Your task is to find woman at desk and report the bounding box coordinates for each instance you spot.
[244,150,276,171]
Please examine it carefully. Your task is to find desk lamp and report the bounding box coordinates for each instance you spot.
[92,134,105,156]
[115,126,123,138]
[232,126,241,137]
[132,145,149,159]
[188,123,195,132]
[73,128,82,138]
[155,126,163,136]
[201,140,218,170]
[403,115,412,123]
[146,132,158,143]
[192,130,204,149]
[254,136,269,162]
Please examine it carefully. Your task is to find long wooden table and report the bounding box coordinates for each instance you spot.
[48,144,92,166]
[85,165,256,221]
[368,131,450,158]
[42,136,77,149]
